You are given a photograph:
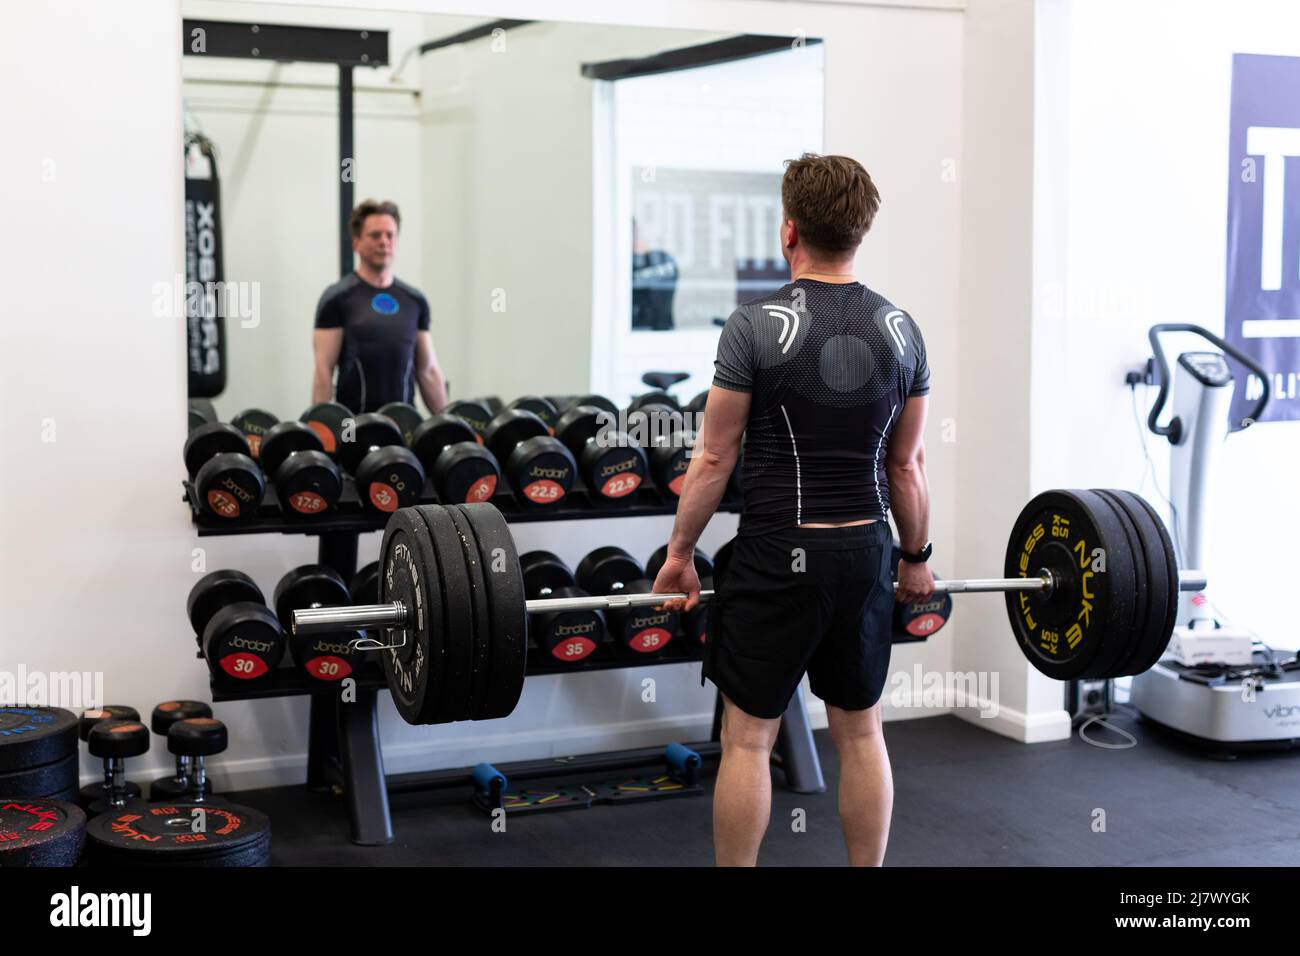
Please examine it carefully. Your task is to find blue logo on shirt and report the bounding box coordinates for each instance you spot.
[371,293,399,315]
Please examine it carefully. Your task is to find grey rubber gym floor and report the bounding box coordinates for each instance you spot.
[227,711,1300,866]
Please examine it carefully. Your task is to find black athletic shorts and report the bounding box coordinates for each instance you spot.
[702,521,894,719]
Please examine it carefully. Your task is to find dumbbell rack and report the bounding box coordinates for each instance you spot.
[185,479,826,846]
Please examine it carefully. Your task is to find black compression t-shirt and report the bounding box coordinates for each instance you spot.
[713,279,930,537]
[314,273,431,414]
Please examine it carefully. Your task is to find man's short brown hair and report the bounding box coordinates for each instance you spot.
[349,199,401,238]
[781,153,880,256]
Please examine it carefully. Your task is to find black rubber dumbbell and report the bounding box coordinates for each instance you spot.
[411,414,502,504]
[443,399,496,440]
[377,402,424,447]
[504,396,559,435]
[483,408,577,507]
[576,547,677,655]
[259,421,343,517]
[183,422,265,521]
[78,706,143,808]
[229,408,280,460]
[554,394,619,418]
[186,570,286,682]
[645,545,714,652]
[555,404,649,503]
[149,701,215,801]
[165,718,228,804]
[85,719,151,816]
[337,412,426,515]
[628,390,682,413]
[300,401,353,458]
[274,565,368,683]
[520,551,606,662]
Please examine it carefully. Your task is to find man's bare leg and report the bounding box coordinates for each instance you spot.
[825,702,892,866]
[713,694,781,866]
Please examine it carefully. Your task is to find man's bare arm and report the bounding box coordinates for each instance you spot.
[666,385,750,560]
[413,331,448,414]
[886,396,935,602]
[311,329,343,405]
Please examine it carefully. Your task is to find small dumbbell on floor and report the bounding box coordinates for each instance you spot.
[162,718,227,804]
[411,413,501,504]
[183,421,265,520]
[187,571,286,682]
[150,701,215,801]
[78,707,143,809]
[520,551,606,662]
[85,719,151,816]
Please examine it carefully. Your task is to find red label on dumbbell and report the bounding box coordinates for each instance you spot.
[289,491,327,514]
[306,656,353,681]
[700,631,707,644]
[552,637,597,661]
[368,483,399,512]
[207,490,240,518]
[219,653,269,680]
[906,613,945,637]
[668,475,686,495]
[523,480,565,504]
[305,421,336,453]
[247,435,262,458]
[465,475,497,503]
[629,627,672,652]
[601,473,642,498]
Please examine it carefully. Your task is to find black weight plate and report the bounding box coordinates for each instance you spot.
[576,546,644,595]
[0,707,78,771]
[644,544,715,584]
[484,408,549,468]
[379,509,444,725]
[150,700,212,736]
[505,396,559,433]
[148,774,214,802]
[356,445,425,514]
[183,422,249,477]
[444,400,493,438]
[1093,489,1151,679]
[300,401,352,457]
[433,442,500,504]
[229,408,279,459]
[86,800,269,863]
[87,720,151,761]
[456,504,527,720]
[187,569,263,637]
[0,797,85,866]
[507,436,575,506]
[195,451,265,520]
[80,779,143,809]
[78,705,141,741]
[444,505,494,720]
[202,602,284,682]
[1111,490,1179,675]
[1003,490,1133,681]
[416,506,476,723]
[260,420,325,477]
[273,565,350,632]
[412,414,478,470]
[276,449,342,517]
[377,402,424,446]
[338,412,404,476]
[520,551,576,598]
[581,438,647,501]
[0,750,78,797]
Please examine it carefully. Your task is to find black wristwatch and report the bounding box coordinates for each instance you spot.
[899,541,933,564]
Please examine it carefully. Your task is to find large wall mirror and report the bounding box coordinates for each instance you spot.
[181,2,824,428]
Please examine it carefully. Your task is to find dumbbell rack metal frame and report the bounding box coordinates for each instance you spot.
[185,483,775,847]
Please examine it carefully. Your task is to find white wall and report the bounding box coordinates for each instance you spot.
[1032,0,1300,650]
[1,0,970,797]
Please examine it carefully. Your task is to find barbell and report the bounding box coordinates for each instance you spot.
[291,489,1206,726]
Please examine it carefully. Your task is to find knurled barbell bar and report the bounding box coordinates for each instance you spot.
[289,490,1206,726]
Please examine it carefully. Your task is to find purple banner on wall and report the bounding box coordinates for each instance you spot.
[1225,53,1300,423]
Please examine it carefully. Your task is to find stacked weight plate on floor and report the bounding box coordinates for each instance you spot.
[1003,489,1178,680]
[0,707,80,802]
[0,797,86,866]
[378,503,526,725]
[86,802,271,867]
